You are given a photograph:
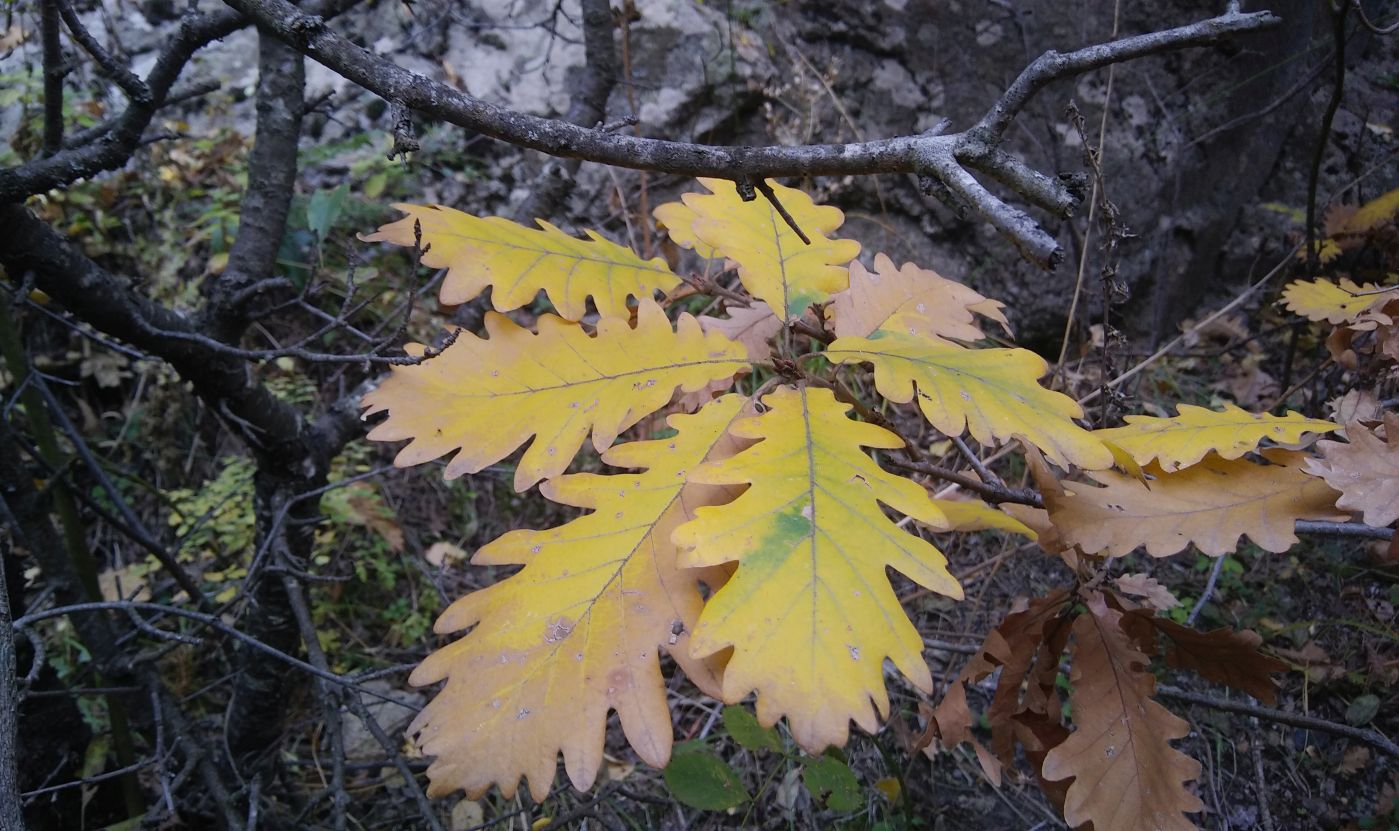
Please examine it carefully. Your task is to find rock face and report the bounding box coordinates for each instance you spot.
[131,0,1397,345]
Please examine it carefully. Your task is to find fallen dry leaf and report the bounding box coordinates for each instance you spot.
[1338,745,1372,775]
[1328,390,1383,425]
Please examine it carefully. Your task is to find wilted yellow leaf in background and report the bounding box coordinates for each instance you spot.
[449,799,484,831]
[673,386,961,752]
[424,541,468,568]
[1094,403,1337,472]
[363,203,680,320]
[654,178,860,320]
[0,24,28,50]
[409,397,746,800]
[1341,185,1399,235]
[825,332,1111,470]
[362,300,749,491]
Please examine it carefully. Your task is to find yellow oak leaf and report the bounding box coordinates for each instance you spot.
[1094,403,1338,472]
[1044,449,1345,557]
[652,178,860,320]
[672,386,962,751]
[1281,277,1399,325]
[826,253,1010,341]
[1304,414,1399,527]
[408,396,747,800]
[362,300,749,491]
[1342,185,1399,236]
[1042,592,1204,831]
[651,195,719,260]
[825,331,1112,470]
[362,203,679,320]
[926,495,1037,539]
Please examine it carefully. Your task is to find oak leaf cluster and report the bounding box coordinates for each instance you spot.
[357,180,1395,829]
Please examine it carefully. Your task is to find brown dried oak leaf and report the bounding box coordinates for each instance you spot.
[1043,449,1344,557]
[1042,592,1204,831]
[1150,618,1287,705]
[1304,414,1399,528]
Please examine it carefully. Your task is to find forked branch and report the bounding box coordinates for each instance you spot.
[214,0,1277,267]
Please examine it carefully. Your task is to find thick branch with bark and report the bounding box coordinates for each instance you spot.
[0,205,321,464]
[40,0,65,156]
[0,503,23,831]
[215,0,1276,266]
[203,29,306,342]
[513,0,620,224]
[0,201,364,788]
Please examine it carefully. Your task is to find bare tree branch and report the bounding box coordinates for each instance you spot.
[1157,684,1399,758]
[0,509,23,831]
[514,0,620,224]
[216,0,1277,266]
[29,375,212,609]
[40,0,65,156]
[11,601,419,704]
[54,0,152,104]
[202,28,306,341]
[280,574,349,831]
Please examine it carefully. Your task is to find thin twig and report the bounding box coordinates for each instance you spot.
[1350,0,1399,34]
[1081,242,1299,405]
[31,374,212,609]
[1250,720,1277,831]
[753,178,810,244]
[20,757,161,799]
[0,519,23,830]
[1186,554,1225,626]
[886,456,1043,506]
[13,601,408,705]
[1054,0,1121,374]
[341,692,445,831]
[1157,684,1399,758]
[950,435,1005,489]
[282,575,349,831]
[1293,520,1392,540]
